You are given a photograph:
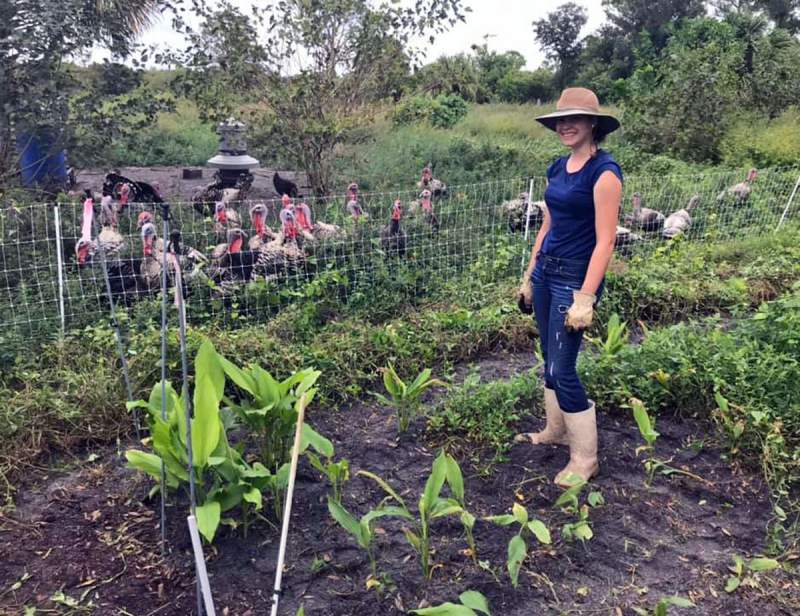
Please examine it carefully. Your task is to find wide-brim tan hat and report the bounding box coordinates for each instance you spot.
[536,87,620,138]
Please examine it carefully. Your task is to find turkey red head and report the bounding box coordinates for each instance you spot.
[421,166,432,183]
[280,207,298,239]
[295,202,313,231]
[75,238,95,265]
[747,168,758,183]
[141,222,157,257]
[137,211,153,229]
[249,203,268,237]
[391,199,403,221]
[227,228,246,254]
[281,194,292,209]
[347,182,358,199]
[420,189,432,213]
[214,201,228,224]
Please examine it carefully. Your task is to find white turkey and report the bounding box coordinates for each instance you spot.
[663,195,699,239]
[717,168,757,203]
[624,192,664,233]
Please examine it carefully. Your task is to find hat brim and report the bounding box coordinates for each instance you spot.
[535,109,620,138]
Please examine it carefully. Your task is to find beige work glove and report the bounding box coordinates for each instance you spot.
[565,290,596,332]
[518,277,533,314]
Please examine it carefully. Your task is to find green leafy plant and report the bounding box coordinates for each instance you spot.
[359,450,472,579]
[485,502,551,587]
[216,357,321,471]
[632,596,694,616]
[411,590,491,615]
[373,364,446,434]
[554,477,602,544]
[593,312,629,358]
[327,496,412,579]
[126,340,270,542]
[725,555,780,593]
[631,398,707,487]
[307,452,350,505]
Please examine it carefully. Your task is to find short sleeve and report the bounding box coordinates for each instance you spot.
[546,157,564,180]
[591,156,623,186]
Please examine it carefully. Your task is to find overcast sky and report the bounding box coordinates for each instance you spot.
[95,0,609,70]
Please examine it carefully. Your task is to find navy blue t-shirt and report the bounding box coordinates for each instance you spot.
[541,150,623,261]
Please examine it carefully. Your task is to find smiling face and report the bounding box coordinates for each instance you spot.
[555,114,595,149]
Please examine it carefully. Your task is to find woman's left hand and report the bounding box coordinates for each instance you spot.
[565,290,595,332]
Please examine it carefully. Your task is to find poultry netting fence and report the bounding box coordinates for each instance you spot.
[1,166,799,346]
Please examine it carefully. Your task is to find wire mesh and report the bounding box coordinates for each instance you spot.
[0,167,798,345]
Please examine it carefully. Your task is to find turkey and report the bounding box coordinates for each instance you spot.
[192,172,252,216]
[500,192,546,233]
[347,198,368,222]
[717,168,757,203]
[614,225,643,256]
[625,193,664,233]
[418,164,447,197]
[663,195,700,240]
[102,172,164,204]
[247,203,278,251]
[97,195,125,257]
[294,200,345,243]
[415,189,439,232]
[139,222,206,291]
[207,229,260,296]
[273,171,300,198]
[214,200,241,236]
[381,199,407,257]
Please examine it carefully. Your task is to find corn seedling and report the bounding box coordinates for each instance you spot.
[589,312,629,359]
[631,398,709,487]
[327,496,413,579]
[725,555,780,592]
[485,502,551,587]
[632,596,695,616]
[373,363,446,433]
[554,476,603,544]
[307,452,350,505]
[359,450,472,579]
[411,590,491,615]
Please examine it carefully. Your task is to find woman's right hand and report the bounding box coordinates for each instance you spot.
[518,277,533,313]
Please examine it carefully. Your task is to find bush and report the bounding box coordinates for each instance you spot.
[720,108,800,168]
[496,69,554,104]
[392,94,468,129]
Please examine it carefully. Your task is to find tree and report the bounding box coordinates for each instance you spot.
[471,44,526,101]
[178,0,469,196]
[757,0,800,32]
[575,25,636,102]
[532,2,588,89]
[414,54,482,101]
[496,69,556,103]
[602,0,705,48]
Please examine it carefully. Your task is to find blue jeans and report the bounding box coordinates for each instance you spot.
[531,253,603,413]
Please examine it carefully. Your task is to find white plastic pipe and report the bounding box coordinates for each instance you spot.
[187,514,217,616]
[520,177,536,272]
[53,204,66,335]
[776,172,800,232]
[270,393,308,616]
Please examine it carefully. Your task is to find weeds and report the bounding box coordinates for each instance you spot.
[632,596,694,616]
[554,477,602,544]
[725,555,780,593]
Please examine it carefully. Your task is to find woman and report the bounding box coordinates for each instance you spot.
[516,87,623,487]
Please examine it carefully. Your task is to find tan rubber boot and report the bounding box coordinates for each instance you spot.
[554,402,599,487]
[515,387,568,446]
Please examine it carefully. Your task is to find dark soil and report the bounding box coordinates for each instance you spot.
[1,349,798,616]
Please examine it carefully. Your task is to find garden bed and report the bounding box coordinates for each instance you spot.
[1,350,797,615]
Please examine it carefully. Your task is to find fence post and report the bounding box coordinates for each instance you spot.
[775,171,800,232]
[53,203,66,336]
[520,177,536,271]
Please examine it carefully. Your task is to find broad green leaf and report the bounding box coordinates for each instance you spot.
[512,502,529,526]
[431,497,463,519]
[383,364,402,399]
[195,499,222,542]
[485,514,517,526]
[408,368,432,395]
[748,557,779,572]
[300,422,333,457]
[243,487,262,510]
[362,505,414,523]
[358,470,407,509]
[327,498,365,544]
[217,354,256,395]
[192,374,221,468]
[125,450,175,485]
[296,606,305,616]
[411,603,477,615]
[527,519,551,544]
[444,454,464,503]
[554,479,585,508]
[196,340,224,401]
[404,528,422,551]
[372,392,395,408]
[574,522,593,542]
[460,510,476,530]
[659,596,695,608]
[151,422,189,481]
[632,398,659,442]
[459,590,491,615]
[725,576,740,592]
[587,491,605,507]
[507,534,527,588]
[422,451,448,514]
